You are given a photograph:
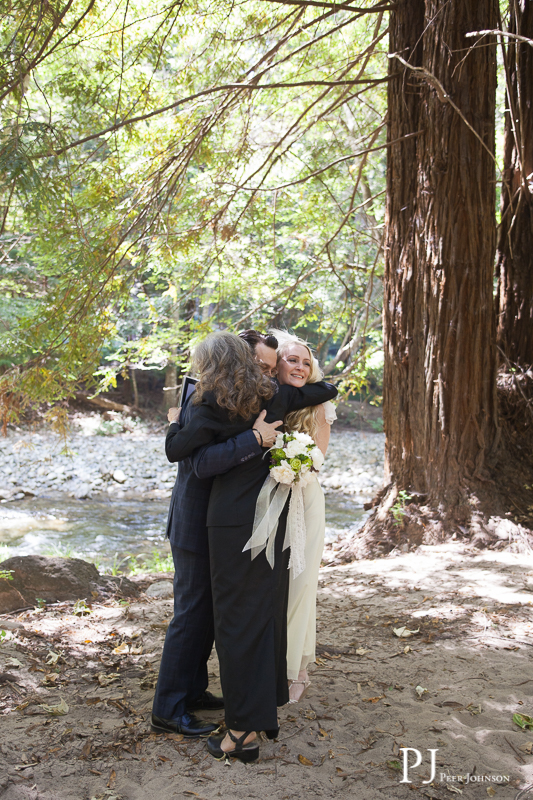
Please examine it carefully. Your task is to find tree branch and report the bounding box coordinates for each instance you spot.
[260,0,393,12]
[42,78,389,157]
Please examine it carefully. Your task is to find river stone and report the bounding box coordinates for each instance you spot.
[145,580,173,599]
[74,482,91,499]
[0,556,139,611]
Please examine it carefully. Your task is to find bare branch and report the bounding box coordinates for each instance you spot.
[465,30,533,47]
[231,128,423,193]
[260,0,393,12]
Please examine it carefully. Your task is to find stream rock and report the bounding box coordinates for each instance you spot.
[0,426,385,502]
[0,555,139,613]
[145,580,174,599]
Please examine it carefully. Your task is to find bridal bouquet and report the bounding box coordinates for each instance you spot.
[268,431,325,487]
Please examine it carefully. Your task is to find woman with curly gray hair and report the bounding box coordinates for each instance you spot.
[164,331,337,762]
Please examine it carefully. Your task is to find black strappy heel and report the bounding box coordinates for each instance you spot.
[207,730,259,762]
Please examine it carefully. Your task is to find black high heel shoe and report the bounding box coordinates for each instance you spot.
[207,730,259,762]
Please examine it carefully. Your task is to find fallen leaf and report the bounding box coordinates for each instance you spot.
[446,786,462,795]
[107,768,116,788]
[298,754,314,766]
[355,648,369,656]
[97,673,120,687]
[39,698,69,715]
[73,599,91,616]
[513,712,533,730]
[486,787,496,797]
[43,673,59,685]
[403,646,412,654]
[113,642,129,655]
[519,741,533,754]
[130,645,143,655]
[362,696,385,703]
[387,760,402,770]
[6,657,23,668]
[318,727,329,739]
[466,703,482,715]
[393,626,420,638]
[81,740,92,758]
[46,651,61,666]
[158,755,171,762]
[415,685,428,699]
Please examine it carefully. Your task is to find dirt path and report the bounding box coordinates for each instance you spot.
[1,543,533,800]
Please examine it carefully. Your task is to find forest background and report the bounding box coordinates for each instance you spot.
[1,0,533,552]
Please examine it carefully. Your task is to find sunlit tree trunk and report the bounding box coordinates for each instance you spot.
[496,0,533,369]
[383,0,499,509]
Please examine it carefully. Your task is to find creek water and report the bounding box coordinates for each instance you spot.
[0,492,365,569]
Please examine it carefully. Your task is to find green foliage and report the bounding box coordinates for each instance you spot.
[1,0,388,418]
[391,490,412,526]
[126,550,174,575]
[0,568,14,581]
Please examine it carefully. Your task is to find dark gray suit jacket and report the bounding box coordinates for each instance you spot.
[165,395,261,555]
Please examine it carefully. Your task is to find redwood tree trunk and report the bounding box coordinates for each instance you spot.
[496,0,533,368]
[383,0,499,507]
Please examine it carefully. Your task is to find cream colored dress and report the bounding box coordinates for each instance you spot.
[286,401,336,680]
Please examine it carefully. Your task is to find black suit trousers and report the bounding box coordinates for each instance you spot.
[152,546,215,720]
[209,504,290,732]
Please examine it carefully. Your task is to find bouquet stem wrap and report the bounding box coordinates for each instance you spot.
[242,474,308,579]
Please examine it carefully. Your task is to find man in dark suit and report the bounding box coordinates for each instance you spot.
[151,332,282,736]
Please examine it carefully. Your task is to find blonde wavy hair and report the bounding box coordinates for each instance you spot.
[269,329,324,440]
[192,331,274,419]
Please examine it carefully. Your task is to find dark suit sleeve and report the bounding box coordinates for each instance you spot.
[189,430,262,479]
[282,381,338,412]
[165,404,224,463]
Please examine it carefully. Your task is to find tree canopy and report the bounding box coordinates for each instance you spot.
[1,0,391,424]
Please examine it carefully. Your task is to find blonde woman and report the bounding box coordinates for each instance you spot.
[270,330,336,703]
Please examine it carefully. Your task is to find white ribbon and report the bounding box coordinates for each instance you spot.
[243,475,308,579]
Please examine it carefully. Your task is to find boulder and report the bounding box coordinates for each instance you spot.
[0,556,139,613]
[0,582,26,614]
[145,580,174,599]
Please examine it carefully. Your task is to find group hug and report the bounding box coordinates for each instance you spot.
[150,329,338,762]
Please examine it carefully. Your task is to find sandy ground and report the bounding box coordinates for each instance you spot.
[1,542,533,800]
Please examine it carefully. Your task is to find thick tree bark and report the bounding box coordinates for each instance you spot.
[382,0,425,491]
[383,0,499,506]
[496,0,533,369]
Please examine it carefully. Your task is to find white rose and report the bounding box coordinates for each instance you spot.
[284,439,307,459]
[311,447,325,470]
[292,431,314,446]
[270,462,295,485]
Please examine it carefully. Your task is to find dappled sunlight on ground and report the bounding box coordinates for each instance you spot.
[2,546,533,798]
